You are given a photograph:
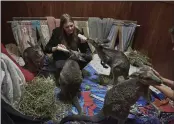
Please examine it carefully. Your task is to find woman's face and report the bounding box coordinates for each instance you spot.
[63,21,75,35]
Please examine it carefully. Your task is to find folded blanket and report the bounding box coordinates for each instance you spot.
[1,53,26,107]
[1,43,35,81]
[5,43,25,66]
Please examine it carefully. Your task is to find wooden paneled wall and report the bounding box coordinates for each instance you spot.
[1,1,174,79]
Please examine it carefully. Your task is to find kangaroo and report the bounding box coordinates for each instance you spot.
[59,65,162,124]
[23,41,44,74]
[57,52,86,115]
[87,38,130,83]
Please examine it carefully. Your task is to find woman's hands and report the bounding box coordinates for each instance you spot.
[57,44,67,49]
[151,68,174,89]
[52,44,68,52]
[56,44,69,52]
[80,38,87,43]
[150,68,163,79]
[78,34,87,43]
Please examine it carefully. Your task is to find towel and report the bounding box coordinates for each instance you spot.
[47,16,60,36]
[88,17,103,40]
[107,25,119,49]
[102,18,115,39]
[55,19,60,27]
[40,20,51,48]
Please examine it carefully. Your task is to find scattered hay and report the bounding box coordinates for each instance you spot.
[91,74,112,86]
[125,47,152,67]
[82,69,91,77]
[18,76,72,123]
[98,74,112,86]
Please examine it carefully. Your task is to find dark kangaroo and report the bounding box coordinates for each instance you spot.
[59,65,162,124]
[57,52,86,115]
[88,38,130,83]
[23,41,44,74]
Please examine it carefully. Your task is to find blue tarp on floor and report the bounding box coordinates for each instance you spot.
[71,64,153,116]
[49,64,167,124]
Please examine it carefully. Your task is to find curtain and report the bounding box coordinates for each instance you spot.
[88,18,137,52]
[121,23,137,51]
[107,24,119,49]
[114,22,137,52]
[88,17,103,40]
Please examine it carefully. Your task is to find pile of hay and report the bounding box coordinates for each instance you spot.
[124,47,152,67]
[82,69,91,77]
[18,76,72,123]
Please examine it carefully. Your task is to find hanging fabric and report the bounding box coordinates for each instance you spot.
[88,17,103,40]
[39,20,51,49]
[114,21,137,51]
[107,24,119,49]
[11,21,37,54]
[102,18,115,39]
[46,16,60,36]
[74,20,95,52]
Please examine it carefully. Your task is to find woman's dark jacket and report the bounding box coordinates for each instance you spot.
[44,27,92,61]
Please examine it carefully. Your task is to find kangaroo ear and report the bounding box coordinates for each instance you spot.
[27,41,35,47]
[79,56,86,62]
[100,43,109,48]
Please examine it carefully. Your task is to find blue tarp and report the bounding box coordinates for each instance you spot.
[70,65,158,116]
[48,64,165,124]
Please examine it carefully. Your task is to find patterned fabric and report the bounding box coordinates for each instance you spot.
[31,20,41,45]
[135,115,160,124]
[31,20,50,50]
[40,20,51,49]
[11,21,37,54]
[11,21,21,45]
[19,21,37,53]
[169,99,174,108]
[160,112,174,124]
